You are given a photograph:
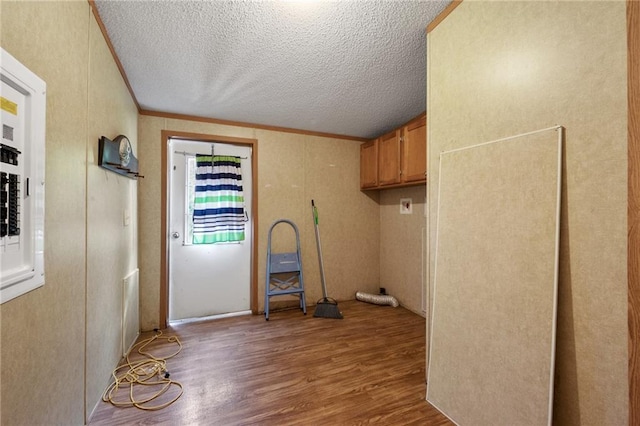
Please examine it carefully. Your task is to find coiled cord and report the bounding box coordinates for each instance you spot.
[102,330,183,411]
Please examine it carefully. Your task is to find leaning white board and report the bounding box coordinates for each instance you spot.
[427,126,563,426]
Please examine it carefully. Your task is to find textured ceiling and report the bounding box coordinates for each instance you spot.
[94,0,451,139]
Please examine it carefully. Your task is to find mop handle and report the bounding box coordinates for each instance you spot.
[312,199,319,224]
[311,200,329,298]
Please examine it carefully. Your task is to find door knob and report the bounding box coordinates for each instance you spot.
[172,232,180,239]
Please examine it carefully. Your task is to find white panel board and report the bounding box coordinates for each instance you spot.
[427,127,562,426]
[123,268,140,356]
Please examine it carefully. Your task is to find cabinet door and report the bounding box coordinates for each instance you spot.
[402,116,426,183]
[360,139,378,189]
[378,129,401,186]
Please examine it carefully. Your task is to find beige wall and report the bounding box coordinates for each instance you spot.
[0,2,138,424]
[379,186,427,316]
[427,1,627,424]
[137,116,380,330]
[85,7,139,420]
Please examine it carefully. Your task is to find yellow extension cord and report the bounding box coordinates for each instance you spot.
[102,330,184,411]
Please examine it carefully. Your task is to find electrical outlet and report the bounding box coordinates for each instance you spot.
[400,198,412,214]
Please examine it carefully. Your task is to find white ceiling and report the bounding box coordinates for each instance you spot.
[94,0,451,139]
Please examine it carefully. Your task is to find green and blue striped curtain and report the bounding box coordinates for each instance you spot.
[193,155,245,244]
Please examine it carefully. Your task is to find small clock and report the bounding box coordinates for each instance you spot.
[118,135,132,167]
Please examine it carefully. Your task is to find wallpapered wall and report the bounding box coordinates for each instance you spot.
[427,2,627,424]
[1,2,138,424]
[137,116,382,330]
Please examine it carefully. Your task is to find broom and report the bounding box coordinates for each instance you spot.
[311,200,343,319]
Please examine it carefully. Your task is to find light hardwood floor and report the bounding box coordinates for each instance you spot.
[89,300,452,425]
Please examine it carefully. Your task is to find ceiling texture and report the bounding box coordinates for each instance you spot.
[94,0,451,139]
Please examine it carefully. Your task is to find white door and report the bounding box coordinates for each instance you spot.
[168,139,252,321]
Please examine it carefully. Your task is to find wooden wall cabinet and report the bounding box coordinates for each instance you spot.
[360,113,426,190]
[378,129,402,186]
[401,115,427,183]
[360,139,379,189]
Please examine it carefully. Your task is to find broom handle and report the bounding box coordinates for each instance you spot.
[312,200,329,299]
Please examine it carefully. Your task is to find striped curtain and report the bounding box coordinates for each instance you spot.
[193,155,245,244]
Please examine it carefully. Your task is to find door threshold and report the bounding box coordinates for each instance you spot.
[169,310,252,325]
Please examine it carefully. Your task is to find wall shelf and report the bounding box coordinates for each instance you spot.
[98,135,143,179]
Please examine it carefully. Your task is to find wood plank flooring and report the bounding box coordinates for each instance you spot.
[89,300,452,425]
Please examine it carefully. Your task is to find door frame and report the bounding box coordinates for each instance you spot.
[628,0,639,423]
[160,130,259,328]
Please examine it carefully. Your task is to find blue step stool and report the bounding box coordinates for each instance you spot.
[264,219,307,321]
